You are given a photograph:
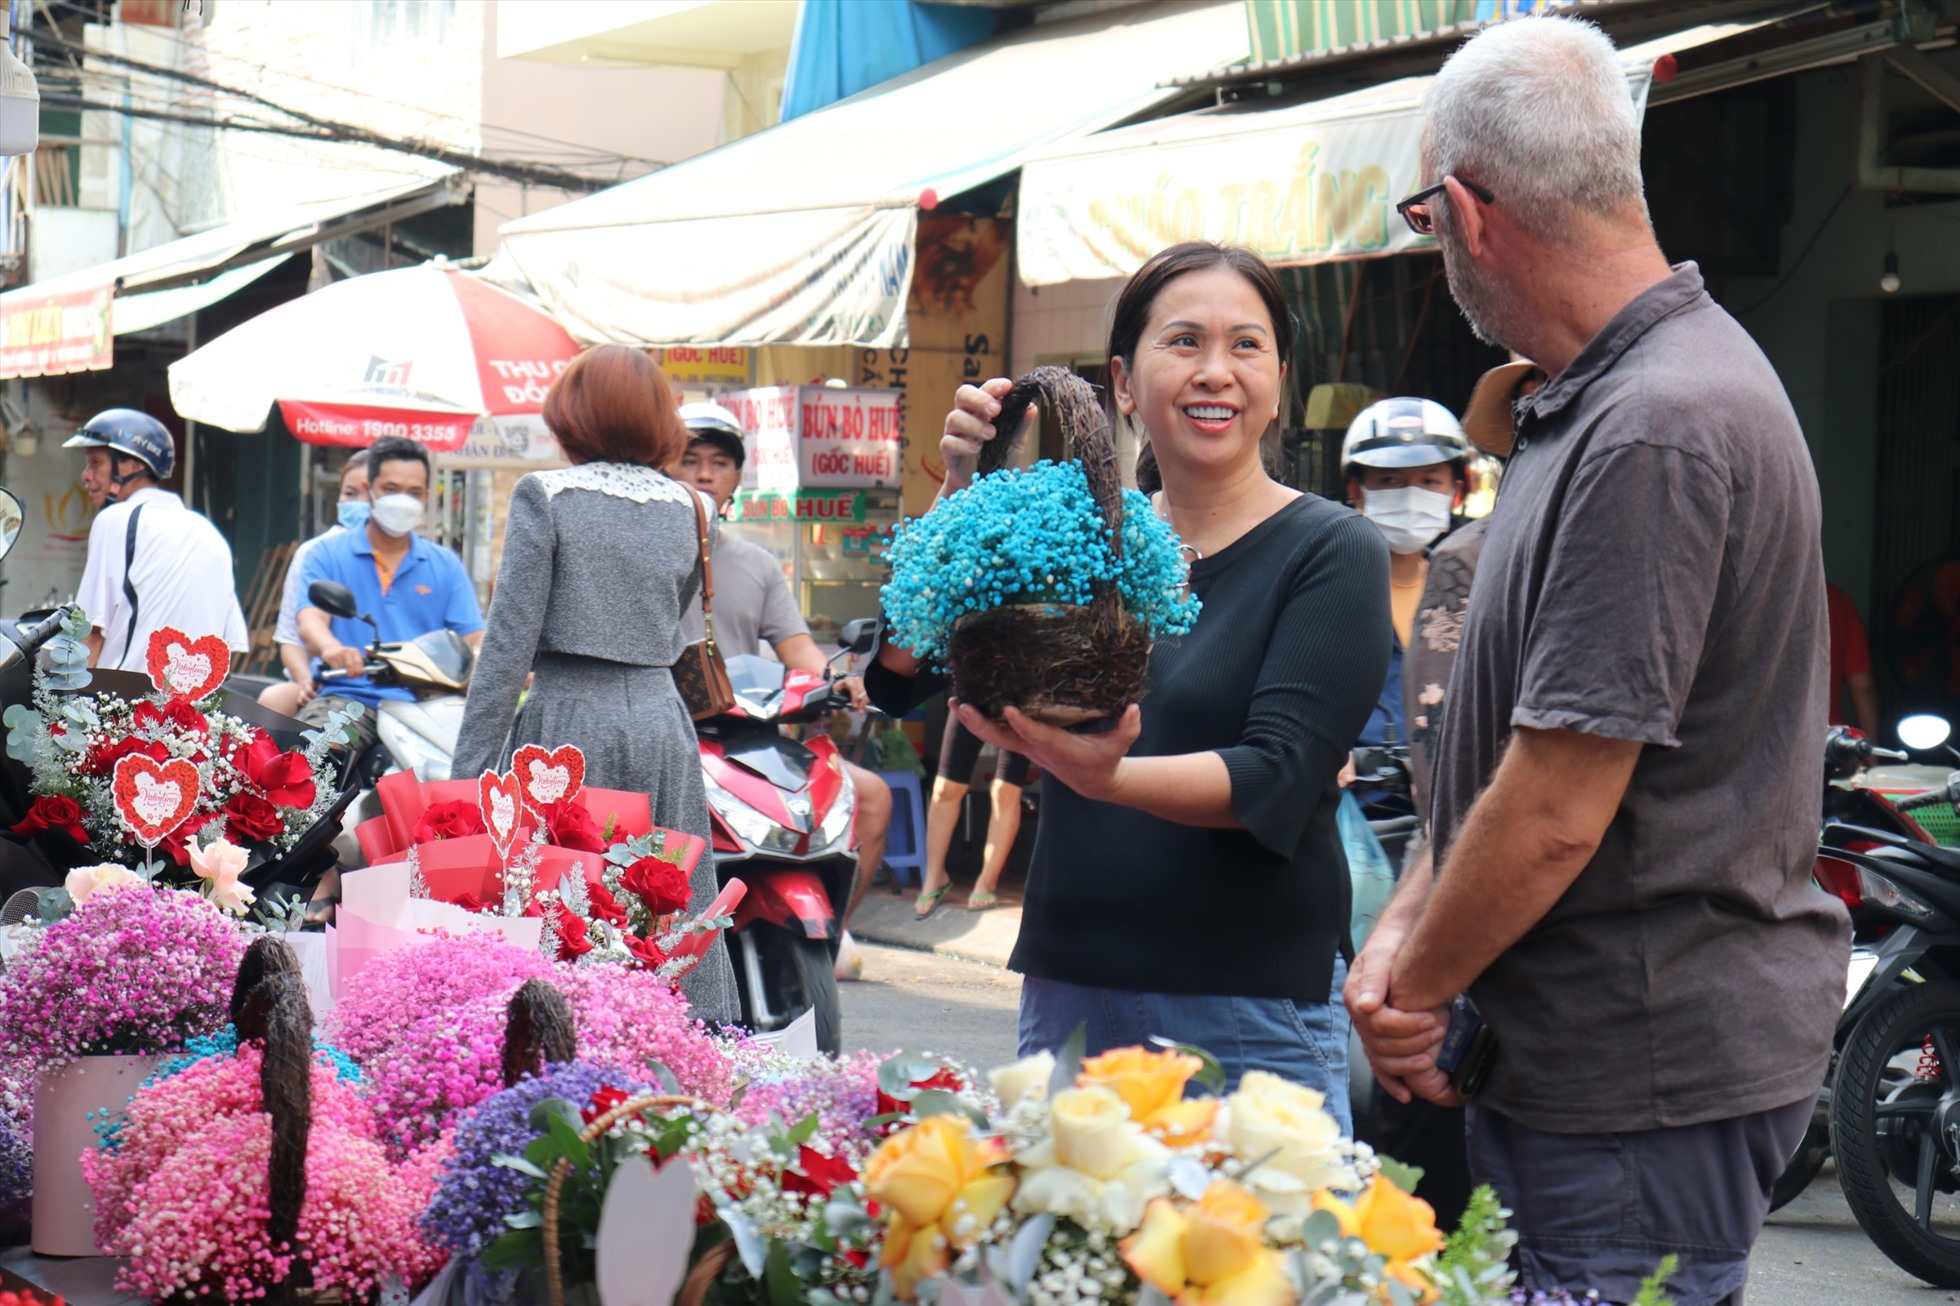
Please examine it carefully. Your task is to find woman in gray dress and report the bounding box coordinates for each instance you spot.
[452,345,738,1022]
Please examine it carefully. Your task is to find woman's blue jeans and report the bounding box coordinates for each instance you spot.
[1017,958,1352,1138]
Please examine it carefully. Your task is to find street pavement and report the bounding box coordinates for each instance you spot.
[840,941,1960,1306]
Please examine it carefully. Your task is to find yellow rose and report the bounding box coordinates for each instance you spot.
[1223,1071,1355,1235]
[989,1050,1055,1112]
[865,1117,1016,1301]
[1079,1046,1198,1121]
[1312,1174,1445,1301]
[1050,1086,1137,1179]
[1120,1182,1297,1306]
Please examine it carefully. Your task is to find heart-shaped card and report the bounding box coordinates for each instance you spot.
[512,744,586,810]
[144,627,230,702]
[477,770,524,860]
[112,754,202,844]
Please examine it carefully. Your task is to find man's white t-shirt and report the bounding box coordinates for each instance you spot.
[76,486,250,671]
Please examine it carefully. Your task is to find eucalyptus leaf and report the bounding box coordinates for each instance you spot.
[1047,1023,1086,1102]
[1007,1211,1055,1293]
[764,1243,803,1306]
[1166,1154,1212,1201]
[36,887,72,922]
[1374,1157,1424,1194]
[1301,1207,1344,1249]
[503,1209,544,1230]
[787,1110,821,1147]
[824,1196,877,1239]
[1136,1287,1176,1306]
[909,1089,990,1132]
[1145,1037,1226,1094]
[722,1206,768,1280]
[644,1059,683,1095]
[878,1051,940,1100]
[3,703,40,762]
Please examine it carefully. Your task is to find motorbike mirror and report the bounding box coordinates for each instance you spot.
[838,617,880,657]
[0,488,21,564]
[1898,714,1953,752]
[307,580,361,620]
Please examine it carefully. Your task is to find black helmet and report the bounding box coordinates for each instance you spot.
[679,401,747,469]
[65,408,176,481]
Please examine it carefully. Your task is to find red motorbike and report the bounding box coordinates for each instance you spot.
[697,644,870,1054]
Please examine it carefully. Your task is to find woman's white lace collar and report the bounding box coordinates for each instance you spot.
[534,462,695,506]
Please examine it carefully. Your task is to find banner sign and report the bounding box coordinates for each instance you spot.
[0,283,114,378]
[720,386,903,493]
[728,490,868,524]
[659,346,751,387]
[277,400,474,452]
[1017,69,1651,285]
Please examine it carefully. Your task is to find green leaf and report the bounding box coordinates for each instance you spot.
[504,1209,543,1230]
[492,1152,551,1181]
[1047,1023,1086,1102]
[1146,1037,1227,1094]
[1631,1254,1679,1306]
[478,1228,543,1271]
[764,1243,805,1305]
[644,1059,683,1095]
[909,1088,991,1132]
[786,1111,821,1147]
[1375,1157,1425,1194]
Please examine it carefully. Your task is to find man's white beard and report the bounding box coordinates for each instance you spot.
[1437,219,1530,355]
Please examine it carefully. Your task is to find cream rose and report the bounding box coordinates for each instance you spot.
[63,863,143,906]
[188,838,256,916]
[988,1050,1054,1112]
[1221,1071,1357,1237]
[1012,1086,1171,1233]
[1050,1087,1135,1179]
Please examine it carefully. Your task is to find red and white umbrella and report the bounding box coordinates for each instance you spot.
[167,262,581,454]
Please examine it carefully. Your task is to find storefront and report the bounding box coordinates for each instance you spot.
[718,385,903,643]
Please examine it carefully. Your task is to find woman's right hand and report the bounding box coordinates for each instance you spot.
[939,377,1019,500]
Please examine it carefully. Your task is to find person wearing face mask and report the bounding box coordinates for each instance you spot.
[1341,398,1471,818]
[295,436,484,751]
[258,457,371,716]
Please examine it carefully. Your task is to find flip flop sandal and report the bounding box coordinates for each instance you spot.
[914,884,952,919]
[966,890,1000,912]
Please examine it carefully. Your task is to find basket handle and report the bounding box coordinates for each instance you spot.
[541,1092,716,1306]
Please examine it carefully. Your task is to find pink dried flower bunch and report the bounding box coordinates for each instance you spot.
[0,885,244,1066]
[361,996,509,1157]
[85,1045,446,1301]
[730,1049,885,1158]
[551,963,735,1103]
[328,932,550,1065]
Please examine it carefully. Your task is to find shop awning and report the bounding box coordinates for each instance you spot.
[1016,19,1777,286]
[0,174,468,380]
[494,0,1250,350]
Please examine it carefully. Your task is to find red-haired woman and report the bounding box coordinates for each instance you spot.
[453,345,737,1022]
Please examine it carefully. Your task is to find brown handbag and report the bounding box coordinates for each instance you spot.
[674,490,736,721]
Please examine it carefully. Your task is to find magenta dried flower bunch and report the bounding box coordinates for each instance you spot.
[328,932,551,1065]
[84,1044,447,1302]
[0,884,244,1067]
[362,996,509,1158]
[551,963,735,1103]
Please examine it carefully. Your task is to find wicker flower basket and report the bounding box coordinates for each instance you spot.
[542,1092,722,1306]
[947,366,1148,726]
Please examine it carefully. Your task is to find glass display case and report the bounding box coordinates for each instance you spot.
[725,489,898,645]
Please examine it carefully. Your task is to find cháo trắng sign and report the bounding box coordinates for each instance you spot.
[0,283,113,379]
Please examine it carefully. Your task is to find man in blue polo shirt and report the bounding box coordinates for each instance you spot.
[295,436,484,750]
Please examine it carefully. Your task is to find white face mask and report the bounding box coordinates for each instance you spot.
[370,493,424,538]
[1361,485,1453,555]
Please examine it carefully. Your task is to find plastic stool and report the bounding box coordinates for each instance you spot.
[877,770,928,888]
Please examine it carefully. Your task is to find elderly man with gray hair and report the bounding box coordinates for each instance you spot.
[1345,15,1847,1304]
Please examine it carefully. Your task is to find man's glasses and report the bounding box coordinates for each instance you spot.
[1396,177,1495,236]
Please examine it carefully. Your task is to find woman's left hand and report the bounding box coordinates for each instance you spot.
[951,701,1142,804]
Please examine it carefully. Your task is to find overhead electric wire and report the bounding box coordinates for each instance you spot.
[31,4,668,171]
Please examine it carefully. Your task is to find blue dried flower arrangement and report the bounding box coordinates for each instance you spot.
[880,368,1200,723]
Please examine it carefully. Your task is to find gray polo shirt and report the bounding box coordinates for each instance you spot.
[678,529,808,660]
[1429,263,1848,1134]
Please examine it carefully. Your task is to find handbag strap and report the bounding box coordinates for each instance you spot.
[690,490,719,650]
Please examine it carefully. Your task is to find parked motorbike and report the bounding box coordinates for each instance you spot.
[697,618,880,1055]
[0,491,360,899]
[1794,717,1960,1285]
[305,580,472,866]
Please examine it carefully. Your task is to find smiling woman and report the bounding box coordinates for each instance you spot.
[868,242,1394,1117]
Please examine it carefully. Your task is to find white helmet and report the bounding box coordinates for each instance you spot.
[679,401,747,468]
[1341,398,1471,474]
